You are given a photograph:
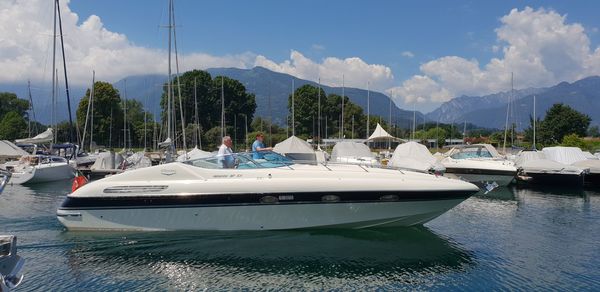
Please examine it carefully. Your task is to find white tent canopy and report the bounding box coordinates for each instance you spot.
[15,128,53,144]
[367,123,403,142]
[389,141,445,173]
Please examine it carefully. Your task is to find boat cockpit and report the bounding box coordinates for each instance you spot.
[183,151,294,169]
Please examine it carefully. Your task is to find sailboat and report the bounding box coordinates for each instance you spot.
[7,0,76,184]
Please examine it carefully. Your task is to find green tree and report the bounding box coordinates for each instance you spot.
[539,103,591,144]
[0,92,29,118]
[561,133,586,148]
[0,111,27,140]
[76,81,124,149]
[587,125,600,137]
[160,71,256,146]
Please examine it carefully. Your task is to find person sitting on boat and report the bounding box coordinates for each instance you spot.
[217,136,235,168]
[251,133,273,160]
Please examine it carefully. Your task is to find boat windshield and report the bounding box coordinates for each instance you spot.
[184,151,294,169]
[450,146,494,159]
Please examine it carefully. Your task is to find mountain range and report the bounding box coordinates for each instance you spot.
[2,67,600,131]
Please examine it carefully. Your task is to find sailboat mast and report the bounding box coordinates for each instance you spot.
[317,78,321,148]
[341,75,345,139]
[27,80,34,137]
[194,77,200,148]
[503,73,513,154]
[533,95,536,150]
[56,0,75,144]
[171,0,186,154]
[82,71,94,151]
[90,71,94,151]
[123,79,127,150]
[291,78,295,136]
[366,81,370,139]
[166,0,173,157]
[221,77,225,139]
[51,0,57,145]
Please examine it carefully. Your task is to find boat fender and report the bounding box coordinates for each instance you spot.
[71,175,88,192]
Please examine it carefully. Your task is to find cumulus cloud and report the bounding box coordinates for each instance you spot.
[394,7,600,108]
[0,0,394,92]
[255,50,394,91]
[0,0,259,86]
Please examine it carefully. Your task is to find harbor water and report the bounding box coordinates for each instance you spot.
[1,182,599,290]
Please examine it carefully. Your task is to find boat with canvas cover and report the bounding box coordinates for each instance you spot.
[514,150,586,186]
[440,144,517,187]
[389,142,445,174]
[543,146,600,186]
[57,152,479,231]
[330,141,379,166]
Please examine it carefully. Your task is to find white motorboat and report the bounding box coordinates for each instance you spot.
[57,152,479,231]
[440,144,517,187]
[389,142,445,174]
[514,150,586,186]
[543,146,600,186]
[0,235,25,291]
[5,154,75,185]
[330,141,379,166]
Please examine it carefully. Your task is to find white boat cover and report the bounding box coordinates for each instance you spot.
[331,142,374,159]
[91,151,123,170]
[176,146,213,162]
[542,147,589,165]
[15,128,53,144]
[582,151,598,160]
[367,123,403,142]
[0,140,28,158]
[124,152,152,170]
[273,136,316,163]
[389,142,445,173]
[158,137,172,148]
[515,150,585,175]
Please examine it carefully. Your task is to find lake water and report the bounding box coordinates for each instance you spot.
[1,182,599,290]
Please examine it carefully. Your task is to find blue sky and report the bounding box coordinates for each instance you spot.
[68,0,600,81]
[4,0,600,112]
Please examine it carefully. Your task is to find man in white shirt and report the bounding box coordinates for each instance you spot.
[217,136,235,168]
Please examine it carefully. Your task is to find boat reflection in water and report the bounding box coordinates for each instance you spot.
[60,227,473,290]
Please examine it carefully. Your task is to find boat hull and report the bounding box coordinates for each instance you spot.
[57,197,469,231]
[444,168,516,187]
[517,172,584,186]
[9,163,75,184]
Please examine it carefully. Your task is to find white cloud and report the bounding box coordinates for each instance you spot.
[401,51,415,58]
[254,50,394,91]
[311,44,325,51]
[394,7,600,108]
[0,0,394,93]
